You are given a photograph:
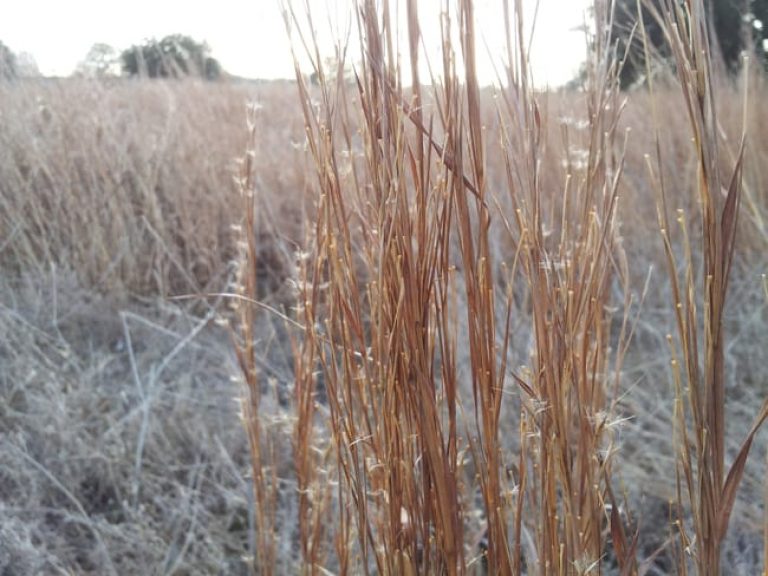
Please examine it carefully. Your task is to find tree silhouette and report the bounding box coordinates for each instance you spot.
[0,40,17,80]
[15,52,40,77]
[78,43,119,78]
[120,35,223,80]
[611,0,768,88]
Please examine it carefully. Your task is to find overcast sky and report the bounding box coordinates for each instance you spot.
[0,0,591,86]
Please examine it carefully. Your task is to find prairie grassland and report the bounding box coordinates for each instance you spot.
[0,78,308,574]
[0,78,307,299]
[0,4,767,575]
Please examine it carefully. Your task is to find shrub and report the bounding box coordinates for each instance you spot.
[120,35,223,80]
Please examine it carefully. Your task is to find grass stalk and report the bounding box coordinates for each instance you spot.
[638,0,768,572]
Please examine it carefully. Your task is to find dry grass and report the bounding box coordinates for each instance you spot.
[0,78,308,574]
[0,272,257,574]
[638,2,767,574]
[0,77,307,300]
[1,1,767,574]
[230,0,768,574]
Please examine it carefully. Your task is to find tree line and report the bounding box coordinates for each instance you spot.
[0,35,223,81]
[3,1,767,86]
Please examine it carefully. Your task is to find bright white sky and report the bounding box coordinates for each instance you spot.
[0,0,591,86]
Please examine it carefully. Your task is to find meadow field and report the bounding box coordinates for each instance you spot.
[1,2,768,574]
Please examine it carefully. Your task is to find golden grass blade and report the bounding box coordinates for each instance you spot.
[717,398,768,541]
[720,139,745,293]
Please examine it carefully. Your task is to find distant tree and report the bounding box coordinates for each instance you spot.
[0,40,17,80]
[77,43,119,78]
[309,56,356,86]
[16,52,40,77]
[564,62,588,91]
[611,0,768,88]
[120,35,223,80]
[710,0,768,70]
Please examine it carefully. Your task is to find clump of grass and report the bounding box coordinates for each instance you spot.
[638,0,768,573]
[232,0,768,574]
[496,0,638,571]
[236,0,642,573]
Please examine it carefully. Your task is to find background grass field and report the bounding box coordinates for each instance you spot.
[1,2,768,573]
